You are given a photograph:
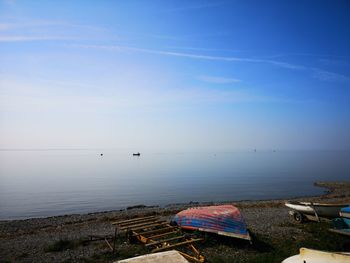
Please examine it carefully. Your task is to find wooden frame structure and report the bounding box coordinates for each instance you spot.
[112,216,205,263]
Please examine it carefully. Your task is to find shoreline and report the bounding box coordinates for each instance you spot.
[0,181,342,223]
[1,181,349,262]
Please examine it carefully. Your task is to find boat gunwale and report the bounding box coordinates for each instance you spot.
[286,201,349,207]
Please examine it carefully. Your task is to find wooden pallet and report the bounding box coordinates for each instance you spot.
[112,216,205,263]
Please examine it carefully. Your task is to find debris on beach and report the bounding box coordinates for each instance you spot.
[112,216,205,263]
[172,205,251,241]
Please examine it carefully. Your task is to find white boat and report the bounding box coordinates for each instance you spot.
[282,247,350,263]
[285,201,348,222]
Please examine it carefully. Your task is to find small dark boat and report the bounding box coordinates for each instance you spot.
[172,205,251,241]
[133,152,141,156]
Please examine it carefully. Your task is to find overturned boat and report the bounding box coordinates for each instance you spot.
[285,201,348,222]
[282,247,350,263]
[172,205,251,241]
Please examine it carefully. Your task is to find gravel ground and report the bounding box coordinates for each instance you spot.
[1,181,349,263]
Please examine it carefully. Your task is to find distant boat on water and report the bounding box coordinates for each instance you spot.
[133,152,141,156]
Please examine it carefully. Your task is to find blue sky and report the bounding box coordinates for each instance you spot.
[0,0,350,151]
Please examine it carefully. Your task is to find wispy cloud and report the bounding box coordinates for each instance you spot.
[0,19,109,42]
[319,58,350,67]
[165,46,244,53]
[135,31,229,42]
[260,52,350,60]
[0,20,108,32]
[163,1,228,12]
[0,23,14,30]
[0,75,299,116]
[72,44,350,82]
[2,0,15,7]
[73,44,303,70]
[197,75,241,84]
[0,36,76,42]
[312,68,350,83]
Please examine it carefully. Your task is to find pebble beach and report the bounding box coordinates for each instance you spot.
[1,181,349,263]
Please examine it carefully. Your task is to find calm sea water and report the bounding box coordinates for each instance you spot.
[0,150,349,220]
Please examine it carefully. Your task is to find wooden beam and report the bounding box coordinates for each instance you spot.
[105,238,113,251]
[118,220,165,231]
[145,235,185,247]
[151,238,204,253]
[118,219,163,230]
[178,251,205,263]
[134,226,175,237]
[112,216,157,225]
[114,217,160,227]
[117,219,158,227]
[128,222,168,231]
[147,230,180,239]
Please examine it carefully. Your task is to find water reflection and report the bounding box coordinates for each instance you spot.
[0,150,349,219]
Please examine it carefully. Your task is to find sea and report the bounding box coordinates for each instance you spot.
[0,150,349,220]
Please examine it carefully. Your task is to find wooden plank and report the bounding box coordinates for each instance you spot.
[151,238,204,253]
[147,230,180,239]
[87,235,113,242]
[118,220,165,230]
[178,251,205,263]
[134,226,175,237]
[116,218,160,227]
[189,244,200,256]
[114,217,160,227]
[112,215,158,225]
[145,235,185,247]
[105,238,113,251]
[119,220,166,231]
[129,222,168,231]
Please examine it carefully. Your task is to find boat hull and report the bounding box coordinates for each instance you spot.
[340,206,350,227]
[285,203,314,214]
[285,202,348,218]
[282,248,350,263]
[172,205,251,241]
[117,250,189,263]
[340,206,350,218]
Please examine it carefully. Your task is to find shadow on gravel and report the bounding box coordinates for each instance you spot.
[249,232,274,253]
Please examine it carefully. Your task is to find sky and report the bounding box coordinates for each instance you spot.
[0,0,350,151]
